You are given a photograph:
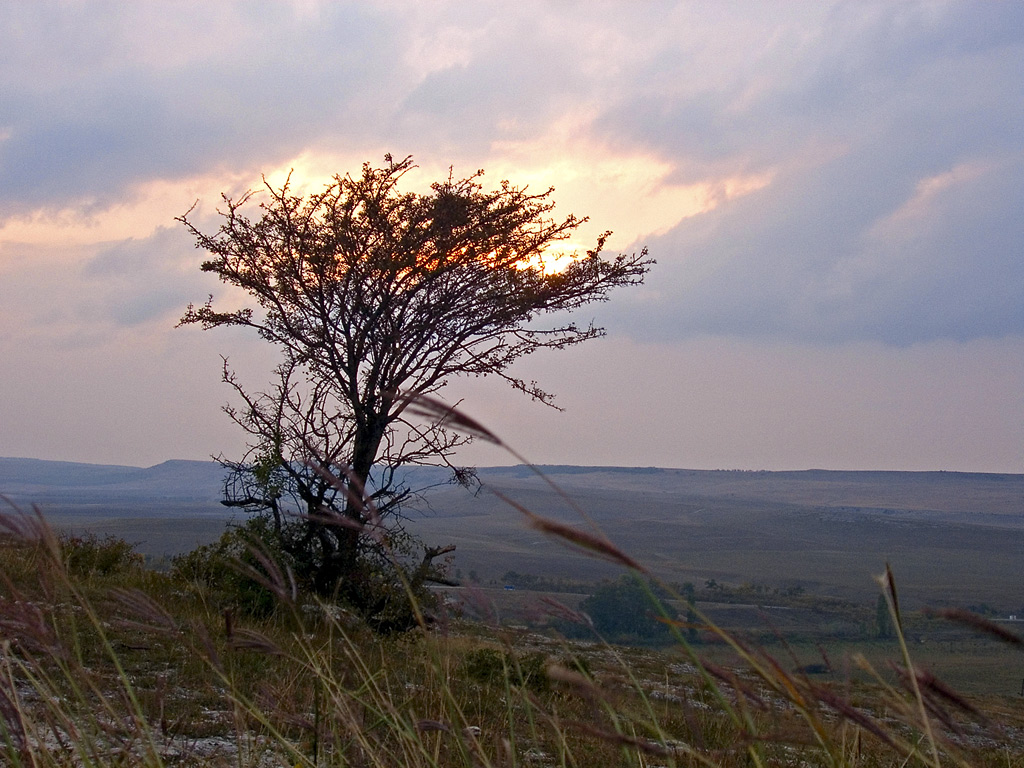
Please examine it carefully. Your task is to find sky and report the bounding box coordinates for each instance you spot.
[1,0,1022,473]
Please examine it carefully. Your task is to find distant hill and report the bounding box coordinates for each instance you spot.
[482,465,1024,519]
[3,456,1022,522]
[2,458,1023,607]
[0,457,227,505]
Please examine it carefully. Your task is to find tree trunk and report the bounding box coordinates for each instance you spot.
[316,413,388,600]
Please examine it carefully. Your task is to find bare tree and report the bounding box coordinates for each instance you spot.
[179,155,650,628]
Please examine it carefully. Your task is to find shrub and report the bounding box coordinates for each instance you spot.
[577,573,679,645]
[462,647,551,693]
[59,532,143,578]
[170,516,292,618]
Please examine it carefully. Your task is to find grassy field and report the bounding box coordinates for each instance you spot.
[2,511,1024,766]
[450,584,1024,698]
[18,461,1024,612]
[411,474,1024,610]
[7,461,1024,764]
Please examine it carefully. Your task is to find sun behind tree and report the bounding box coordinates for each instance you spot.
[179,155,651,631]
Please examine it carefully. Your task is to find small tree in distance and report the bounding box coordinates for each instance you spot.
[179,155,651,630]
[578,574,679,645]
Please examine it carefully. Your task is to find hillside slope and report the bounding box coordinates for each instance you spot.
[2,458,1021,605]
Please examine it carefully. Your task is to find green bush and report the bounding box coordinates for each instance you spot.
[462,647,550,693]
[170,516,291,618]
[577,573,679,645]
[60,532,143,578]
[171,513,446,632]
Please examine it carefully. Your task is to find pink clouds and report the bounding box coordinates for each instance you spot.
[0,1,1022,471]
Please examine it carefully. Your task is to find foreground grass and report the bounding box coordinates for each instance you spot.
[0,507,1023,767]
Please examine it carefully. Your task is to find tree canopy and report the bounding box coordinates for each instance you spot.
[578,574,679,645]
[180,155,651,629]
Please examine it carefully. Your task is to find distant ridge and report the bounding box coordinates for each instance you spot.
[2,457,1020,515]
[499,464,1022,480]
[0,457,226,504]
[2,457,1021,488]
[0,456,155,487]
[2,458,1022,584]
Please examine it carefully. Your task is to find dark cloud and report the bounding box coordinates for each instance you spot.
[609,149,1024,346]
[604,3,1024,171]
[0,2,401,215]
[396,17,584,151]
[2,1,1021,349]
[596,2,1024,345]
[0,2,631,215]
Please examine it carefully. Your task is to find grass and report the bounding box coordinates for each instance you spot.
[2,413,1024,766]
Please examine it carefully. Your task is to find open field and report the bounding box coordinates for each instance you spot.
[3,459,1024,763]
[1,520,1024,766]
[413,467,1024,610]
[5,459,1023,611]
[444,585,1024,697]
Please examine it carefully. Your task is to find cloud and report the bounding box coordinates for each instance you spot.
[394,10,592,153]
[80,226,209,328]
[592,1,1024,345]
[0,2,403,216]
[0,225,213,349]
[5,0,1021,349]
[609,148,1024,346]
[1,0,1022,471]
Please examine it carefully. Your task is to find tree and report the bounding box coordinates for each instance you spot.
[578,574,678,644]
[179,155,651,630]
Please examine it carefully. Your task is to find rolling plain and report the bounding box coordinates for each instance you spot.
[3,456,1024,727]
[3,458,1023,609]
